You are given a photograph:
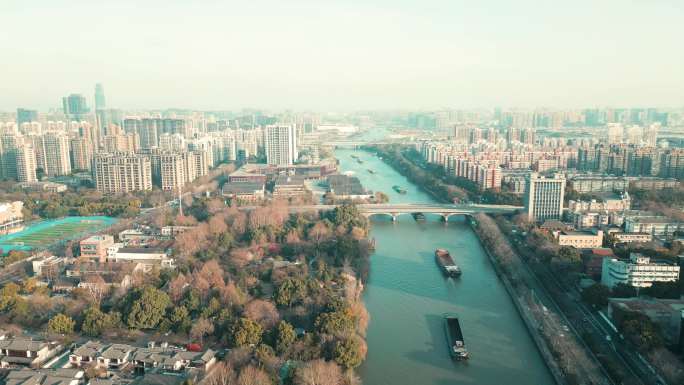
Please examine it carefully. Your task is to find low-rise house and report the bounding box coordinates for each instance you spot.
[0,201,24,235]
[624,216,682,237]
[17,181,68,193]
[80,235,115,262]
[326,174,372,200]
[97,344,134,370]
[581,248,615,279]
[160,226,195,238]
[554,230,604,249]
[608,297,684,345]
[106,247,175,271]
[611,232,652,244]
[70,340,107,367]
[0,338,62,368]
[31,255,66,278]
[132,346,215,373]
[601,253,680,289]
[3,368,83,385]
[221,181,265,202]
[272,175,308,198]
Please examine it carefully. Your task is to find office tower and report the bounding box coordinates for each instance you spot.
[524,173,566,222]
[265,124,297,166]
[645,123,659,147]
[93,153,153,194]
[40,132,72,176]
[70,138,93,171]
[16,144,37,182]
[103,132,139,153]
[62,94,90,121]
[606,123,623,144]
[159,153,187,192]
[16,108,38,127]
[0,133,22,180]
[212,134,237,164]
[94,83,106,110]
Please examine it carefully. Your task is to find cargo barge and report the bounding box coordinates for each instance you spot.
[392,185,407,194]
[435,249,461,277]
[444,315,469,360]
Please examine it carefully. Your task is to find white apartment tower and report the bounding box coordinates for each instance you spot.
[265,125,297,166]
[524,173,566,222]
[15,144,37,182]
[93,153,152,194]
[40,132,72,176]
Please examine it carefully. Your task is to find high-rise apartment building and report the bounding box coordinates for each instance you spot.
[70,138,93,171]
[103,132,139,153]
[39,132,71,177]
[0,133,22,180]
[159,153,187,192]
[93,153,152,194]
[159,133,186,152]
[524,173,566,222]
[265,125,297,166]
[15,144,37,182]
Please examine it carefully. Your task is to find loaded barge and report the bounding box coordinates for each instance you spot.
[444,315,469,360]
[435,249,462,277]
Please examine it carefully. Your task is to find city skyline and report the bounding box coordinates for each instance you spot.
[2,0,684,111]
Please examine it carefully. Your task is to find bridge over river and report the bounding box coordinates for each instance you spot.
[244,203,522,221]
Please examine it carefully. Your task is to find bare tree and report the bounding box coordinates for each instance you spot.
[190,317,215,344]
[237,365,272,385]
[294,360,343,385]
[244,299,280,329]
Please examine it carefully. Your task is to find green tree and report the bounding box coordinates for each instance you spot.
[315,310,355,336]
[231,317,263,347]
[48,313,75,335]
[557,246,581,265]
[333,337,365,369]
[275,320,296,354]
[181,289,201,314]
[0,282,20,311]
[612,283,637,298]
[81,306,106,336]
[621,313,664,351]
[126,286,171,329]
[170,306,192,334]
[581,283,610,308]
[274,278,307,307]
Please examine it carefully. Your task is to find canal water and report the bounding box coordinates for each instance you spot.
[335,146,553,385]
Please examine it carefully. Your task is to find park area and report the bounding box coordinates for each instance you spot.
[0,216,117,253]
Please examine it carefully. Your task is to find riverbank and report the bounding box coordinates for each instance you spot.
[335,147,554,385]
[469,217,565,385]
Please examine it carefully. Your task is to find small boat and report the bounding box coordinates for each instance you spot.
[392,185,407,194]
[350,154,359,159]
[357,159,364,164]
[435,249,461,277]
[367,169,376,174]
[444,315,469,360]
[412,213,426,221]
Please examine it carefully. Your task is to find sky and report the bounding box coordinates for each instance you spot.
[1,0,683,111]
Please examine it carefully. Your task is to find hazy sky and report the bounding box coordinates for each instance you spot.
[2,0,683,111]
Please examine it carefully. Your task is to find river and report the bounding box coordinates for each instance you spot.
[334,144,554,385]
